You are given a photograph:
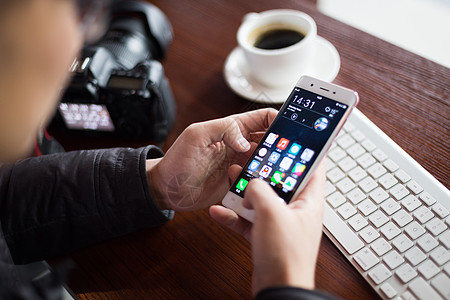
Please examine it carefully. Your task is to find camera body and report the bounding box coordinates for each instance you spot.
[51,1,176,141]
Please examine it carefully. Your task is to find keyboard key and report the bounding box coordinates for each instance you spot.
[359,177,378,193]
[414,206,434,224]
[381,198,401,216]
[346,143,365,159]
[368,264,391,285]
[336,177,356,194]
[405,246,427,266]
[337,134,355,149]
[401,195,421,212]
[358,199,377,216]
[407,180,423,195]
[338,156,357,173]
[326,191,346,208]
[354,247,379,271]
[380,222,401,240]
[348,166,367,183]
[445,262,450,276]
[390,184,410,201]
[409,277,442,300]
[350,129,365,142]
[367,163,387,179]
[369,210,389,228]
[347,188,366,205]
[372,149,388,162]
[357,152,376,169]
[359,225,380,243]
[380,282,397,299]
[400,291,416,300]
[439,230,450,249]
[405,221,426,240]
[392,209,413,227]
[394,169,411,183]
[417,233,439,253]
[419,192,437,206]
[430,246,450,266]
[369,187,389,204]
[343,121,355,132]
[392,234,413,253]
[431,273,450,299]
[383,159,399,172]
[432,203,449,219]
[361,139,376,152]
[328,147,347,162]
[324,157,336,171]
[369,238,391,257]
[327,167,345,183]
[395,263,417,283]
[426,218,447,236]
[379,173,398,189]
[324,180,336,197]
[323,205,364,255]
[383,250,404,269]
[348,214,368,232]
[418,260,440,280]
[337,203,357,220]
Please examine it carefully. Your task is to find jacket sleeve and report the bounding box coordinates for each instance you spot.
[0,146,174,264]
[255,286,338,300]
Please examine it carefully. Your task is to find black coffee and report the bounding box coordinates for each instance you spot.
[254,29,304,50]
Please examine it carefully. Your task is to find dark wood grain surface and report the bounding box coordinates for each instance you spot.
[52,0,450,299]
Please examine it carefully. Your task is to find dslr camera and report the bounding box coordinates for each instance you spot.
[51,1,176,141]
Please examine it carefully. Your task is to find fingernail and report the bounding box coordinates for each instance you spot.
[238,137,250,151]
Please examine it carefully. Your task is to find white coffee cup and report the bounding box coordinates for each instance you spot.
[237,9,317,88]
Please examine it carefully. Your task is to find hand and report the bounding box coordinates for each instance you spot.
[209,162,326,296]
[146,108,277,211]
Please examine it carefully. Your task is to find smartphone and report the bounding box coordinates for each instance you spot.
[222,76,359,222]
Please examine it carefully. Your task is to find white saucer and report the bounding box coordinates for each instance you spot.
[223,36,341,103]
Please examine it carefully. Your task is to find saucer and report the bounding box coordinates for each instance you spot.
[223,36,341,103]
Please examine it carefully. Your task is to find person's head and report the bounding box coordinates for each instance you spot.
[0,0,110,162]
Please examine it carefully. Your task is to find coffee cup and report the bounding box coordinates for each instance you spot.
[237,9,317,88]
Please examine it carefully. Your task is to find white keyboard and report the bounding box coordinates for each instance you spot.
[323,108,450,300]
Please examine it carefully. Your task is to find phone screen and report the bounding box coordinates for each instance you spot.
[231,87,350,202]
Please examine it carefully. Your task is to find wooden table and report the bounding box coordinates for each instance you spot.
[54,0,450,299]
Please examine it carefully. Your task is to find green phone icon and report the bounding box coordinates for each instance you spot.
[236,178,249,191]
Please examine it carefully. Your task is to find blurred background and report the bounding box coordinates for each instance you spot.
[317,0,450,68]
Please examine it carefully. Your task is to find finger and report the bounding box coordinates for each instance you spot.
[289,160,326,211]
[191,118,251,152]
[209,205,252,240]
[231,108,277,137]
[228,164,243,185]
[243,179,286,214]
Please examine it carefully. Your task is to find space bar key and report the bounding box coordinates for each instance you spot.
[323,204,364,255]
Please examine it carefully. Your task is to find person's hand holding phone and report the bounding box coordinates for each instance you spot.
[146,108,277,212]
[210,162,325,296]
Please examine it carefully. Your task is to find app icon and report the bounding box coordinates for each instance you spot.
[314,117,329,131]
[292,163,306,176]
[236,178,248,191]
[301,148,315,162]
[271,171,285,184]
[248,160,261,172]
[279,157,293,170]
[276,138,290,150]
[258,148,268,157]
[265,133,279,145]
[259,165,272,178]
[288,143,301,156]
[268,152,281,164]
[283,177,297,191]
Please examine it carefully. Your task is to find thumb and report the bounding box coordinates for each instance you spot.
[243,179,286,218]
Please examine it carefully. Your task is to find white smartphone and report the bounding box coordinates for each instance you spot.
[222,76,359,222]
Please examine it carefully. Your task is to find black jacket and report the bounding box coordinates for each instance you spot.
[0,146,335,299]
